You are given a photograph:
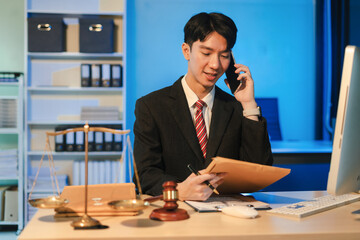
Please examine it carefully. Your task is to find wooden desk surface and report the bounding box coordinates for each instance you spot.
[19,191,360,240]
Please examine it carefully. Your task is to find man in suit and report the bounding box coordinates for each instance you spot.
[134,12,273,200]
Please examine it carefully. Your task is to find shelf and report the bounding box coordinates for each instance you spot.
[27,10,124,17]
[0,221,19,225]
[0,177,18,181]
[27,87,123,93]
[0,128,19,134]
[0,96,17,100]
[27,120,124,126]
[28,151,122,157]
[26,189,63,193]
[28,52,123,60]
[0,82,19,86]
[24,0,127,227]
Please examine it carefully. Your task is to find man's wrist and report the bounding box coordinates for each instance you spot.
[243,106,261,117]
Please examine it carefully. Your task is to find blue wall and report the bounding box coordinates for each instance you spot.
[127,0,316,141]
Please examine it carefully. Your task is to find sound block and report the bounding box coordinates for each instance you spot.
[150,208,189,221]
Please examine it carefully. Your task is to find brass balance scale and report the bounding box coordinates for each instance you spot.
[27,122,150,229]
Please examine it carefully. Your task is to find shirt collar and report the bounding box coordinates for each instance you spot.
[181,75,215,110]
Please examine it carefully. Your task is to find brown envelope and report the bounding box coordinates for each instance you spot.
[55,183,137,215]
[205,157,291,194]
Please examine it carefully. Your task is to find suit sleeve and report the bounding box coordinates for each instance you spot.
[133,98,177,196]
[240,116,273,166]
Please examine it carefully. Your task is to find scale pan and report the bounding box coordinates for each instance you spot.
[108,199,150,212]
[28,196,69,209]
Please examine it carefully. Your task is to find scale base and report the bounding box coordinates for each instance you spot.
[71,214,105,229]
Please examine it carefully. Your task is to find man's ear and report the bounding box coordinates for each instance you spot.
[182,43,190,60]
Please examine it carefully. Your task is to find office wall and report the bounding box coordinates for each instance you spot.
[127,0,316,141]
[0,0,24,72]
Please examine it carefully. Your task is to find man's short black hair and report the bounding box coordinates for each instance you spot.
[184,12,237,50]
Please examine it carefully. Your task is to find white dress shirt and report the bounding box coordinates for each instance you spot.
[181,76,215,138]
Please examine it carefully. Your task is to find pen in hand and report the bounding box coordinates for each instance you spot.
[187,164,219,195]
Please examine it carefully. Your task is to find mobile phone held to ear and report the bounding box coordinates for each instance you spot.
[225,52,241,94]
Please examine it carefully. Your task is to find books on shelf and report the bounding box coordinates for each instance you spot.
[0,72,20,82]
[54,124,123,152]
[73,160,122,185]
[81,64,123,87]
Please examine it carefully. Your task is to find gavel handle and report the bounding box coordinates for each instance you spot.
[143,195,163,203]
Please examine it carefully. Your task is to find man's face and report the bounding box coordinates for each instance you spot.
[182,31,231,92]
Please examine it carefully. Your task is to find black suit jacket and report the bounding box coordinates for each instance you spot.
[134,77,273,195]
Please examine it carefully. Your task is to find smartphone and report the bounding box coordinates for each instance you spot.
[225,52,241,94]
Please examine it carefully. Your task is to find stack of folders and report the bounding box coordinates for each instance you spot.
[80,106,120,121]
[81,64,123,87]
[72,159,124,185]
[0,99,17,128]
[55,124,123,152]
[0,149,18,178]
[28,167,69,192]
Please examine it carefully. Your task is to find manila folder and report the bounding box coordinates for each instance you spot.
[205,157,290,194]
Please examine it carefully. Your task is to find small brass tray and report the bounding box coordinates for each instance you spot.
[28,196,69,209]
[108,199,150,212]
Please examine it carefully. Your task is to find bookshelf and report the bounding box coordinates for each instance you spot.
[0,73,24,231]
[24,0,127,223]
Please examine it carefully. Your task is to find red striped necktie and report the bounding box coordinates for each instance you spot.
[195,100,207,159]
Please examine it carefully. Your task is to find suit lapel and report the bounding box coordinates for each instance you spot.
[168,79,205,162]
[206,87,234,165]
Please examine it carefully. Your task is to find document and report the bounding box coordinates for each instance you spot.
[205,157,291,194]
[185,195,270,212]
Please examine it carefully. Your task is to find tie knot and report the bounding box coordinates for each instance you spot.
[195,100,206,110]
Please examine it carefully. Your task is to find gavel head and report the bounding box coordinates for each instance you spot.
[162,181,178,210]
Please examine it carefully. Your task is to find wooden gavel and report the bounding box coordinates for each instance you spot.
[149,181,189,221]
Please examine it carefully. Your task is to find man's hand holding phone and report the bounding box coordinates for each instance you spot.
[224,52,258,120]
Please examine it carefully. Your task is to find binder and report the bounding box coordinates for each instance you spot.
[4,189,18,221]
[95,131,104,151]
[72,160,80,185]
[111,64,123,87]
[88,160,94,185]
[91,64,102,87]
[0,186,10,221]
[99,161,106,184]
[87,131,95,152]
[81,64,91,87]
[104,128,113,151]
[113,124,123,151]
[104,160,112,184]
[102,64,111,87]
[79,160,85,185]
[65,127,75,151]
[75,130,85,151]
[55,126,65,152]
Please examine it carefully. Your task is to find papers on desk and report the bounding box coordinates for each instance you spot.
[185,195,270,212]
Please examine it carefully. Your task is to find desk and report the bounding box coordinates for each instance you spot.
[19,191,360,240]
[271,140,332,164]
[268,141,333,191]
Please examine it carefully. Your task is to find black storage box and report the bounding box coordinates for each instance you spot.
[28,17,65,52]
[79,18,114,53]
